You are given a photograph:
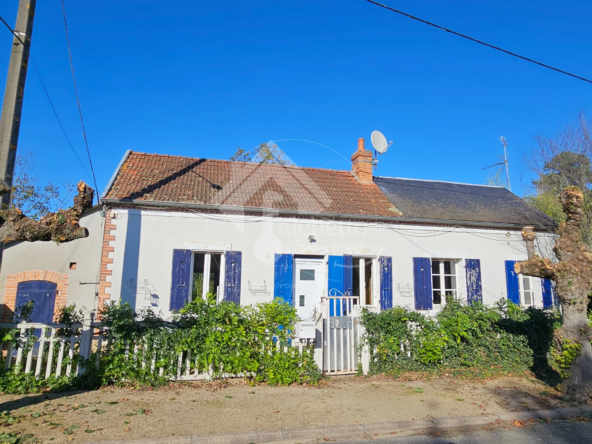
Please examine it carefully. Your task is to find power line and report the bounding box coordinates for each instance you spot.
[59,0,100,201]
[366,0,592,85]
[0,13,93,180]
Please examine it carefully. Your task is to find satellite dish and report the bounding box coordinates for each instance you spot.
[371,130,391,154]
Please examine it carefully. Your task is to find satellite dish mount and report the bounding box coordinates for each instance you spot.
[370,130,392,169]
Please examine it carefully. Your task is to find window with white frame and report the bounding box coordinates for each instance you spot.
[192,252,223,302]
[431,259,457,305]
[520,275,534,307]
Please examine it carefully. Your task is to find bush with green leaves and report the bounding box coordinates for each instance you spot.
[98,298,320,388]
[0,299,320,394]
[360,300,559,377]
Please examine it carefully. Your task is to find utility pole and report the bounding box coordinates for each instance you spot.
[0,0,36,209]
[500,136,511,191]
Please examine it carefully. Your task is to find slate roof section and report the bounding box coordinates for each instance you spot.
[374,176,557,229]
[103,152,397,217]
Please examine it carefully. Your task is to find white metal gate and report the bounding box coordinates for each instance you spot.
[322,295,361,374]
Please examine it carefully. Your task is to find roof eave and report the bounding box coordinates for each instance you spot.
[101,198,556,232]
[101,149,133,201]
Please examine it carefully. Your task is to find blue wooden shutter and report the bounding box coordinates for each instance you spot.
[379,256,393,311]
[328,256,344,295]
[343,255,353,296]
[328,256,344,316]
[465,259,483,304]
[273,254,293,305]
[505,260,520,305]
[413,257,433,310]
[224,251,242,304]
[169,249,192,311]
[541,278,554,309]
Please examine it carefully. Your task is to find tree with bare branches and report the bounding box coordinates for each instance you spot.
[0,181,94,244]
[525,113,592,245]
[516,186,592,401]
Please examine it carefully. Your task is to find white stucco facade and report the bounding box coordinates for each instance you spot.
[105,208,556,318]
[0,209,104,317]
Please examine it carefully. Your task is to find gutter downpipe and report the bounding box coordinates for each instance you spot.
[100,198,556,232]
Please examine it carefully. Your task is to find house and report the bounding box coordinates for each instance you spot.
[0,138,557,336]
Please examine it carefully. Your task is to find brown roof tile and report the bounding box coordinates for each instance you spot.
[104,152,396,217]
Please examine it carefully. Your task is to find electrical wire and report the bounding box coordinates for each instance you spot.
[59,0,100,201]
[365,0,592,85]
[0,13,93,181]
[138,202,531,241]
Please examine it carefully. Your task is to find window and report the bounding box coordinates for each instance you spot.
[520,275,534,307]
[192,252,222,302]
[352,257,374,305]
[431,259,457,305]
[300,269,315,280]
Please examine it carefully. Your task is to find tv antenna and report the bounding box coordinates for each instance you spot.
[482,136,511,191]
[370,130,392,169]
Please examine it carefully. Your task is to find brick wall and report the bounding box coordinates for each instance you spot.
[97,210,116,311]
[2,270,69,322]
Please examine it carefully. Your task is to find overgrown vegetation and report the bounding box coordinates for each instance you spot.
[0,299,321,394]
[360,300,562,381]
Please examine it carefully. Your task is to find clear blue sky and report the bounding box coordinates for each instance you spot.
[0,0,591,201]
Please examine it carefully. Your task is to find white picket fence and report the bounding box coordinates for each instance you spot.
[0,318,314,382]
[0,318,211,381]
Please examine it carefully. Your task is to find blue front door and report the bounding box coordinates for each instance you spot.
[15,281,57,323]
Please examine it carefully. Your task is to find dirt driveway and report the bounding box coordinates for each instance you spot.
[0,374,585,443]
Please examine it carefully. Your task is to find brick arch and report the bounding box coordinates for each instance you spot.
[2,270,69,322]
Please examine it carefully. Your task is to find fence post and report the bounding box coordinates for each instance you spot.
[77,313,94,376]
[359,324,370,375]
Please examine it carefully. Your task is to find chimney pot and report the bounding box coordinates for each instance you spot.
[358,138,365,151]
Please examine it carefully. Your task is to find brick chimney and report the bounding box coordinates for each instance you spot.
[351,138,373,184]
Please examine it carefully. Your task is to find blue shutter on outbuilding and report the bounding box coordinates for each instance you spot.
[541,278,554,309]
[465,259,483,304]
[169,249,192,311]
[224,251,242,304]
[273,254,293,305]
[343,255,353,296]
[505,260,520,305]
[413,257,433,310]
[15,281,57,324]
[379,256,393,311]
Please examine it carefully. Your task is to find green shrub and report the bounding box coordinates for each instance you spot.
[0,299,321,394]
[360,300,555,377]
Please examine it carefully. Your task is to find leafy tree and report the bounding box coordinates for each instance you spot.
[525,113,592,245]
[10,154,74,220]
[230,142,294,166]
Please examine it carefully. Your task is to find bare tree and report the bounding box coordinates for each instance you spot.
[516,187,592,401]
[525,113,592,244]
[0,181,94,243]
[11,153,74,220]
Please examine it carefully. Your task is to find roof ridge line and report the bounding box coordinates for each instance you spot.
[374,176,506,189]
[129,152,353,175]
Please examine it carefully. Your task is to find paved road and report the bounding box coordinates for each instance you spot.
[337,420,592,444]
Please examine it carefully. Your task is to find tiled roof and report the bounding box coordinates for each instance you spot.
[374,177,557,229]
[104,152,397,217]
